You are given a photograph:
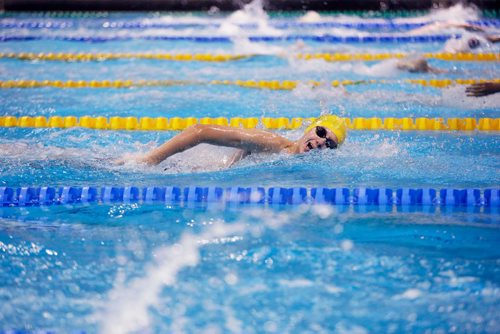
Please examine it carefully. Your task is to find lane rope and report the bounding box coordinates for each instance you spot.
[0,116,498,131]
[1,79,499,89]
[1,52,251,62]
[0,19,499,30]
[1,186,498,208]
[2,10,498,19]
[2,52,498,62]
[0,34,454,43]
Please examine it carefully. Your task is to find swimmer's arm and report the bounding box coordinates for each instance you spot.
[140,124,292,165]
[396,58,446,74]
[486,35,500,43]
[408,22,485,35]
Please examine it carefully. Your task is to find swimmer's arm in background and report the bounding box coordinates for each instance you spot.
[486,35,500,43]
[396,57,446,74]
[136,124,293,166]
[408,22,485,35]
[465,82,500,97]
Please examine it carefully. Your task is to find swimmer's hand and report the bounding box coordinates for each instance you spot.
[113,153,150,166]
[465,82,500,97]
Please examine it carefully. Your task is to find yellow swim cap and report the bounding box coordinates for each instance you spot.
[305,115,347,145]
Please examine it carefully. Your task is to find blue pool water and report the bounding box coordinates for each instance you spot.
[0,3,499,333]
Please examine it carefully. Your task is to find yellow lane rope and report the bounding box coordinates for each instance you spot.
[0,52,250,62]
[0,116,498,131]
[1,52,499,62]
[298,52,500,62]
[1,79,499,89]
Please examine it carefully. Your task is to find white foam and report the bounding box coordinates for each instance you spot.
[225,0,282,36]
[394,3,480,24]
[340,239,354,251]
[98,207,318,333]
[161,144,239,173]
[298,11,322,23]
[231,37,286,55]
[227,0,268,25]
[0,140,101,162]
[394,288,422,300]
[279,279,314,287]
[325,284,343,294]
[98,221,246,334]
[424,3,480,22]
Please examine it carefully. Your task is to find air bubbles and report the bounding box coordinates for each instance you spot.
[312,204,333,219]
[45,249,58,256]
[224,272,238,285]
[340,239,354,251]
[396,288,422,300]
[334,224,344,234]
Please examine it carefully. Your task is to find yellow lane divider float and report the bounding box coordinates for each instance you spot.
[298,52,500,62]
[1,52,499,62]
[0,52,250,62]
[0,116,498,131]
[1,79,499,89]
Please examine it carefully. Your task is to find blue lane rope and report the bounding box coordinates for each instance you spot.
[0,20,498,30]
[1,186,498,208]
[0,34,454,43]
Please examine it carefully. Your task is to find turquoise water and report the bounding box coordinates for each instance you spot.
[0,5,499,333]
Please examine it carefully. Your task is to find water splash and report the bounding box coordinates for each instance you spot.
[395,3,480,24]
[227,0,268,25]
[97,207,309,333]
[424,3,480,22]
[231,37,287,55]
[98,221,245,334]
[298,11,322,23]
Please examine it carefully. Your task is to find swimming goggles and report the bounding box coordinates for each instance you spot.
[315,126,338,149]
[468,38,480,49]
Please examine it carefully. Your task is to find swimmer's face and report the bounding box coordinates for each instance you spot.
[298,126,338,153]
[444,36,482,53]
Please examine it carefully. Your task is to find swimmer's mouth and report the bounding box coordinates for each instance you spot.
[307,142,314,150]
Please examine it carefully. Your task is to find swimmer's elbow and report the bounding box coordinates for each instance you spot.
[186,124,206,141]
[186,124,224,145]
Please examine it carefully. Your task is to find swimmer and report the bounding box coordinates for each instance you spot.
[116,115,347,166]
[397,25,500,73]
[408,21,500,53]
[394,21,500,73]
[443,33,498,53]
[396,57,446,74]
[408,21,488,36]
[465,81,500,97]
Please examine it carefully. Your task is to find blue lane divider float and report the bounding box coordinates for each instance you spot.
[0,186,498,208]
[0,34,455,43]
[0,20,498,30]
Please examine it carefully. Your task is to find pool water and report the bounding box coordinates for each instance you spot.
[0,3,499,333]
